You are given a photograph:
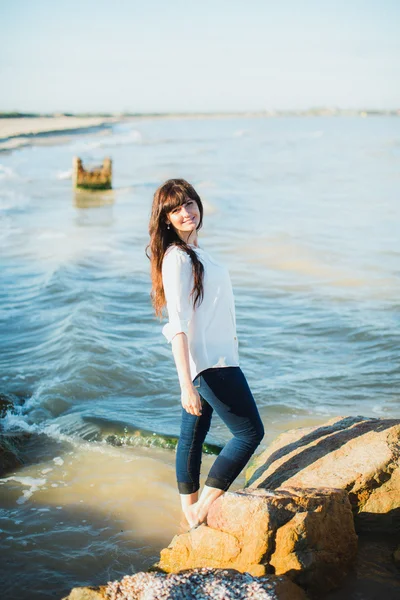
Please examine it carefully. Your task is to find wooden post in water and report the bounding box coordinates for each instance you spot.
[72,156,112,191]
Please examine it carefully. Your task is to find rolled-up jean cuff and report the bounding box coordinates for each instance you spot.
[177,481,200,494]
[204,476,231,492]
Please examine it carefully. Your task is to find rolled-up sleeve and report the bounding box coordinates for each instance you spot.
[161,248,194,343]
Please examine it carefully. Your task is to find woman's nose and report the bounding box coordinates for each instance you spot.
[181,205,190,217]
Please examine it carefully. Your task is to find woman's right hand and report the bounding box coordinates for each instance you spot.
[180,384,202,416]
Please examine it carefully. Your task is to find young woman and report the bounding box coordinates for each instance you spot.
[147,178,264,529]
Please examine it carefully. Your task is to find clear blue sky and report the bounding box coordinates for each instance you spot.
[1,0,399,113]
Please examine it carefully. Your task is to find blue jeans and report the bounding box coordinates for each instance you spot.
[176,366,264,494]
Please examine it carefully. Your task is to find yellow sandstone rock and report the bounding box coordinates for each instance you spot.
[157,487,357,597]
[62,586,107,600]
[246,416,400,533]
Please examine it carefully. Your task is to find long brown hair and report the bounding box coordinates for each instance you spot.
[146,179,205,318]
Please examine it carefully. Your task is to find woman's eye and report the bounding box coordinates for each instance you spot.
[186,200,193,206]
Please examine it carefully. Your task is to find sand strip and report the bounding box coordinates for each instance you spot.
[0,116,120,151]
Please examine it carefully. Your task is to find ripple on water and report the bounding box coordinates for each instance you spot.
[1,116,400,599]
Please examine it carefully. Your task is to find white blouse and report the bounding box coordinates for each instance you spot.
[161,244,240,381]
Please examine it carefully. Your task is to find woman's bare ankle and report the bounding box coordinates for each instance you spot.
[195,485,225,524]
[180,486,224,529]
[184,502,201,529]
[180,491,198,506]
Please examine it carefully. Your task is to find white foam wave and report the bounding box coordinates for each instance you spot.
[1,410,142,467]
[0,476,47,504]
[0,137,29,151]
[96,128,143,148]
[0,382,48,432]
[57,169,72,180]
[37,231,68,240]
[0,164,17,180]
[1,411,39,433]
[70,127,142,153]
[70,139,105,152]
[233,129,249,138]
[0,190,31,212]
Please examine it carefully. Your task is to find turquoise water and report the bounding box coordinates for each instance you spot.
[0,116,399,598]
[1,116,399,440]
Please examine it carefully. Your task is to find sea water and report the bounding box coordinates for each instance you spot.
[0,116,399,598]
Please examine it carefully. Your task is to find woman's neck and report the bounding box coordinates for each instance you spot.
[178,233,199,247]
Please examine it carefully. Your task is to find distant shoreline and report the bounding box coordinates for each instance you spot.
[1,108,399,122]
[0,116,121,152]
[0,109,398,153]
[0,116,121,140]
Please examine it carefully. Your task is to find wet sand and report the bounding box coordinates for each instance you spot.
[0,116,119,139]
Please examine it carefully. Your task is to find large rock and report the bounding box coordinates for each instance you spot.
[394,545,400,568]
[0,392,28,475]
[0,435,24,475]
[0,392,16,418]
[0,427,29,477]
[158,487,357,597]
[105,568,307,600]
[246,416,400,532]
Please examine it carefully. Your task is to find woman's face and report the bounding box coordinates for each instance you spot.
[166,199,201,239]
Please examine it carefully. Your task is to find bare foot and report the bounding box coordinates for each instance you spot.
[180,487,224,531]
[184,502,202,529]
[194,486,225,526]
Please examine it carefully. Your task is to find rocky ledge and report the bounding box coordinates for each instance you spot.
[63,416,399,599]
[158,487,357,597]
[64,569,306,600]
[246,415,400,533]
[0,392,29,475]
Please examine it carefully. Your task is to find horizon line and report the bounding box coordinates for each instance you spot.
[1,107,400,119]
